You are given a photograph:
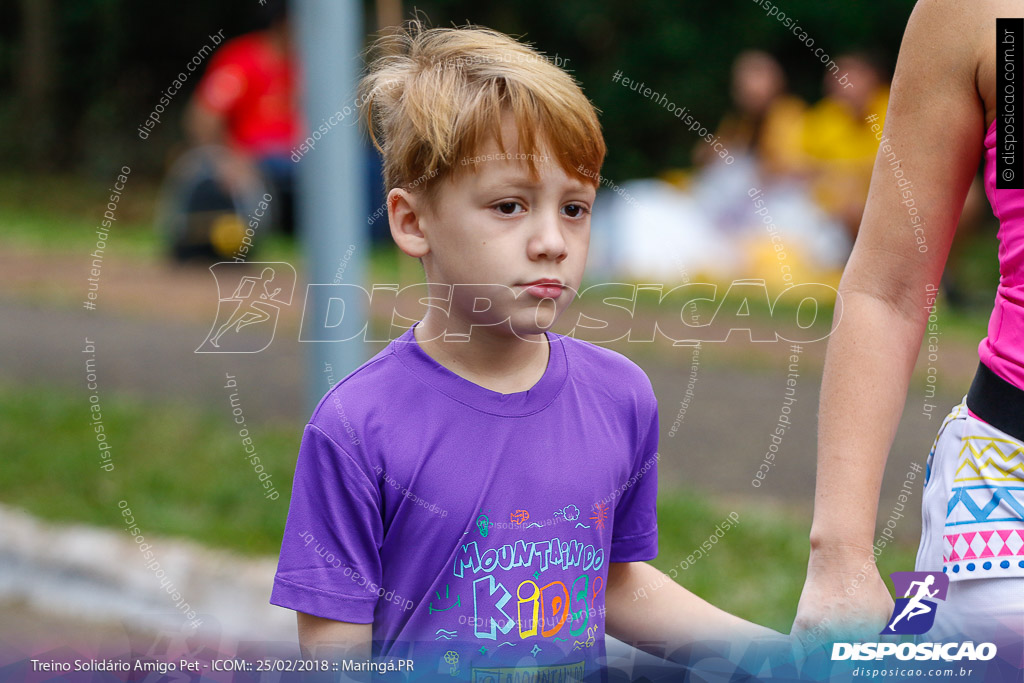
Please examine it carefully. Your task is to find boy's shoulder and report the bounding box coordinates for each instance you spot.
[307,340,405,438]
[554,332,656,406]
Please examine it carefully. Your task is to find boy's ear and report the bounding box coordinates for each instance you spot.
[388,188,431,259]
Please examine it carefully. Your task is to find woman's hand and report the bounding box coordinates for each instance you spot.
[792,544,893,648]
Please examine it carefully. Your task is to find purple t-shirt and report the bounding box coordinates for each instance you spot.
[271,321,659,681]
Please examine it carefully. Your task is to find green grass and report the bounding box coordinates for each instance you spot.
[0,171,429,285]
[0,171,303,264]
[1,379,918,632]
[0,379,299,555]
[1,203,304,266]
[651,497,918,632]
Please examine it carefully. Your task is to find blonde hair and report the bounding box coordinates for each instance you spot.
[358,19,606,201]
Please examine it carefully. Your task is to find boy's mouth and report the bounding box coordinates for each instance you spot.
[517,278,565,299]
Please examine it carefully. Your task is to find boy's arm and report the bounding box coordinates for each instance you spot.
[605,561,781,658]
[272,424,385,662]
[297,612,372,659]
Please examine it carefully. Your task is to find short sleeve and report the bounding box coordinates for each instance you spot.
[270,423,384,623]
[609,391,659,562]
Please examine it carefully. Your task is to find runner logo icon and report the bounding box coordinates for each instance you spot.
[880,571,949,635]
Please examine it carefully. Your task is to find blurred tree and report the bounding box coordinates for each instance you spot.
[0,0,915,180]
[16,0,55,170]
[407,0,913,180]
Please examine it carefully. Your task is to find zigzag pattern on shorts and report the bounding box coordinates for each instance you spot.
[946,486,1024,525]
[954,437,1024,483]
[944,529,1024,561]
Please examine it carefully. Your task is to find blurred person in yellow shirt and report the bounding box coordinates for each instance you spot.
[801,53,890,239]
[696,50,808,182]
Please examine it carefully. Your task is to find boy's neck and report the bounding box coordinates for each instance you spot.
[413,314,551,395]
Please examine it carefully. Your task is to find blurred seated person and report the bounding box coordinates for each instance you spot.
[698,50,808,180]
[690,50,809,235]
[801,53,890,240]
[185,0,299,233]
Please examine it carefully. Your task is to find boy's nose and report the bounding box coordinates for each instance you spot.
[528,213,568,261]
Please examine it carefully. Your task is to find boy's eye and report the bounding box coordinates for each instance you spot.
[562,203,590,218]
[494,201,524,215]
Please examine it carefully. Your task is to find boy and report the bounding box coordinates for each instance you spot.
[271,21,777,681]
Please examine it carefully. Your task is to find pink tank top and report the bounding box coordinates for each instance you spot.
[980,117,1024,391]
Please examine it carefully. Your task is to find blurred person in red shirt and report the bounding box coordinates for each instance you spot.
[185,0,299,233]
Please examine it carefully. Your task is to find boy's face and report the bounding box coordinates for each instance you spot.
[395,117,596,338]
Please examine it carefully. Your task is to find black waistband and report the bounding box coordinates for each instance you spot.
[965,361,1024,442]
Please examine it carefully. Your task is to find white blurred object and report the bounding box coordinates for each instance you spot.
[692,154,851,272]
[591,179,738,283]
[590,157,850,285]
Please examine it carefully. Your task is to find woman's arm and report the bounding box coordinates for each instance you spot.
[793,0,986,642]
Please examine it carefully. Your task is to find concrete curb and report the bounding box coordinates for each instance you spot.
[0,504,295,641]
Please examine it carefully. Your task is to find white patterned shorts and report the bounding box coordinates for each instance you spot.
[916,397,1024,643]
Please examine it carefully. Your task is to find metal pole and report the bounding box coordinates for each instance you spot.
[294,0,368,412]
